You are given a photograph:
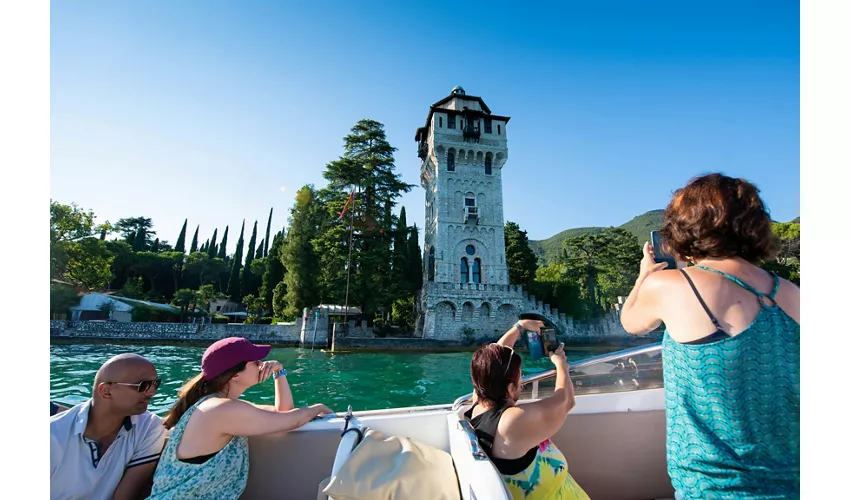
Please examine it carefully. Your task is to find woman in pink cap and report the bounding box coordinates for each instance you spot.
[149,337,333,499]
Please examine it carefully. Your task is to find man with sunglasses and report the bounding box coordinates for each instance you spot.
[50,353,167,500]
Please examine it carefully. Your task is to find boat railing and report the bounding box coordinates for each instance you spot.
[451,341,662,410]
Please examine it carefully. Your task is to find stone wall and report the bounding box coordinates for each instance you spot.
[50,320,302,344]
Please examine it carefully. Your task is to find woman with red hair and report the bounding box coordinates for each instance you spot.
[620,173,800,499]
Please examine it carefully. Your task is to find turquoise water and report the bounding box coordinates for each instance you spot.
[49,342,599,415]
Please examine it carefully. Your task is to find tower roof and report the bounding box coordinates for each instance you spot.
[415,88,510,141]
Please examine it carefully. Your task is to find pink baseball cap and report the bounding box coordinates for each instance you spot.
[201,337,271,381]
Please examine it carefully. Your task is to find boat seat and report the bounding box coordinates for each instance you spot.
[318,410,510,500]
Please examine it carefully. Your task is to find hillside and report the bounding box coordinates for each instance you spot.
[530,210,664,265]
[530,209,799,265]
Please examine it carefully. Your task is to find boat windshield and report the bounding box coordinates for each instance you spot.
[452,342,663,408]
[519,342,663,401]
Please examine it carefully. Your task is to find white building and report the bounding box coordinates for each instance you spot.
[70,293,180,322]
[415,87,569,340]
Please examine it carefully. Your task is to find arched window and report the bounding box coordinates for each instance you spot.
[484,154,492,175]
[465,192,476,207]
[473,258,482,284]
[460,257,469,283]
[428,247,436,281]
[447,152,455,172]
[439,116,443,128]
[497,124,501,135]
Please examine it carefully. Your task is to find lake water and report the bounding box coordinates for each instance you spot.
[49,342,604,415]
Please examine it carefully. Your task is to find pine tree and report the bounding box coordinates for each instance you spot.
[190,225,199,253]
[318,119,414,316]
[174,219,188,253]
[151,238,161,253]
[263,208,273,257]
[227,221,245,301]
[207,229,218,259]
[217,226,229,259]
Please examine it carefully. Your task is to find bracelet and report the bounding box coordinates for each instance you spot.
[514,322,525,335]
[272,369,287,379]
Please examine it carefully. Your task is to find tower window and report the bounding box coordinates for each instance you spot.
[439,116,443,128]
[447,152,455,172]
[428,247,436,281]
[460,257,469,283]
[485,155,492,175]
[465,245,475,256]
[497,124,501,135]
[448,115,456,129]
[465,192,476,207]
[484,118,492,134]
[473,258,481,284]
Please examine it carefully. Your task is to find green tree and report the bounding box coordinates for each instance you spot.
[122,276,147,299]
[272,281,288,319]
[190,225,200,253]
[116,217,155,250]
[242,294,265,322]
[50,285,80,318]
[64,238,115,291]
[559,227,641,315]
[207,229,219,259]
[218,226,229,260]
[227,221,246,301]
[151,238,160,253]
[531,264,592,320]
[391,206,409,294]
[282,186,321,317]
[406,224,423,292]
[263,207,273,257]
[261,232,287,313]
[255,241,264,260]
[195,284,228,314]
[175,219,188,253]
[242,221,259,297]
[505,221,539,288]
[319,119,414,316]
[172,288,196,321]
[184,252,229,289]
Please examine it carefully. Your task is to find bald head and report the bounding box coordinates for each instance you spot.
[92,353,158,415]
[93,354,154,390]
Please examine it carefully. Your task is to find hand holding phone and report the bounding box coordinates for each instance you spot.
[649,231,677,270]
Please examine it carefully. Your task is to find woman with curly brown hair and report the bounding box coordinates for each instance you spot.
[620,173,800,499]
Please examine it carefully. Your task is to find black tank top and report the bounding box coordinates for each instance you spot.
[464,404,537,475]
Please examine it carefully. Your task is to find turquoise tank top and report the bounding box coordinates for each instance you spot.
[663,266,800,499]
[149,395,249,499]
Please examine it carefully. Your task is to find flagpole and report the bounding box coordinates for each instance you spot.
[336,185,357,352]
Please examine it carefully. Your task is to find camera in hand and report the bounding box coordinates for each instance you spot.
[650,230,677,270]
[528,328,559,361]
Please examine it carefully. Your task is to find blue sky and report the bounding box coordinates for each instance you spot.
[50,1,799,253]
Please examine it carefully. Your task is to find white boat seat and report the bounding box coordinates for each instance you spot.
[447,407,511,500]
[319,411,510,500]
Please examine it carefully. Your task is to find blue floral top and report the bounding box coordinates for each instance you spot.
[148,395,249,499]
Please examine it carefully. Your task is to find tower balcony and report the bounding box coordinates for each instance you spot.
[463,205,479,223]
[462,124,481,142]
[417,142,428,159]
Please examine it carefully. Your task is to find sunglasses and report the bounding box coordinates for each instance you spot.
[106,378,162,393]
[501,346,516,378]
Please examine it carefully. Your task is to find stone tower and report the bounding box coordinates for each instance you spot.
[415,87,529,340]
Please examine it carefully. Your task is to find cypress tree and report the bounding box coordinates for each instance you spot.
[189,225,200,253]
[175,219,188,253]
[241,221,259,297]
[217,226,229,259]
[227,221,245,301]
[207,229,218,259]
[263,207,273,257]
[407,224,423,293]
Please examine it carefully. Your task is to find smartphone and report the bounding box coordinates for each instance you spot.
[650,230,677,270]
[527,328,559,361]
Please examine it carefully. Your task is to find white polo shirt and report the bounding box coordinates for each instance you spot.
[50,399,166,500]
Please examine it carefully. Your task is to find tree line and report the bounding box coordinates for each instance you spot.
[50,119,423,327]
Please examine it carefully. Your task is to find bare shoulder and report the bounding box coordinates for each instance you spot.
[775,277,800,323]
[642,268,684,294]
